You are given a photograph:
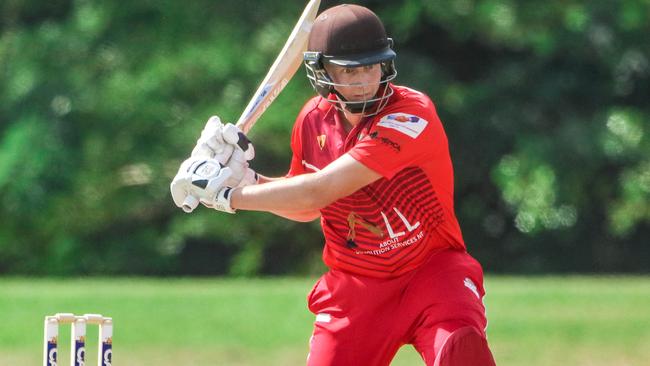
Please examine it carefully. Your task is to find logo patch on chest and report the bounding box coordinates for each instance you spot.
[377,113,428,138]
[346,212,384,249]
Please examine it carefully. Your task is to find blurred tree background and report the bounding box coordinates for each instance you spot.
[0,0,648,276]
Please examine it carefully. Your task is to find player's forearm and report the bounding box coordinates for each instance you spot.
[231,172,334,213]
[242,175,322,220]
[231,154,381,213]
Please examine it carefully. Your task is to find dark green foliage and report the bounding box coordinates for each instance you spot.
[0,0,648,275]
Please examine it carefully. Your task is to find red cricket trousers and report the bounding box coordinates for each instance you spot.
[306,249,492,365]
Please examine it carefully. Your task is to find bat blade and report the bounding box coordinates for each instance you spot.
[235,0,321,134]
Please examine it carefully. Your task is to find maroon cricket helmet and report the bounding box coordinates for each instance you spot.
[303,4,397,115]
[307,4,396,66]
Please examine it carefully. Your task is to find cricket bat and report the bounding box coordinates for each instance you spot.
[236,0,321,134]
[182,0,321,212]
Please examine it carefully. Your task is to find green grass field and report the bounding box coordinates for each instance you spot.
[1,276,649,365]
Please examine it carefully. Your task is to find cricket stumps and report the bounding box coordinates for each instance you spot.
[44,313,113,366]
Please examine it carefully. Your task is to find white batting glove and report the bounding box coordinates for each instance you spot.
[237,168,259,187]
[203,187,237,214]
[191,116,236,163]
[191,116,255,164]
[170,156,233,213]
[223,146,260,188]
[227,123,255,161]
[198,148,257,214]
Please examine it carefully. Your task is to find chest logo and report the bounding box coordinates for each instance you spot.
[346,212,384,249]
[317,134,327,150]
[381,207,421,239]
[377,113,428,138]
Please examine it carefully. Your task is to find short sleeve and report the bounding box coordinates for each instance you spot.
[348,107,447,179]
[286,117,306,178]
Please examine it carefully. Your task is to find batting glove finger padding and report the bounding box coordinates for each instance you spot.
[223,148,245,186]
[191,118,255,165]
[191,116,237,165]
[221,123,241,145]
[191,116,225,157]
[223,123,255,161]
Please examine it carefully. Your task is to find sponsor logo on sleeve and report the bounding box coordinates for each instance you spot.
[369,131,401,152]
[377,113,428,138]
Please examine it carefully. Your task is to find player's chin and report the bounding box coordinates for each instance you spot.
[349,91,377,102]
[351,94,371,100]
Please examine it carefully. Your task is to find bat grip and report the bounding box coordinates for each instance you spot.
[182,195,200,213]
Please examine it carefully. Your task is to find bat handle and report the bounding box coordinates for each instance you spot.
[182,195,200,213]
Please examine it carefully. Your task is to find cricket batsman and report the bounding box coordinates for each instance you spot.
[171,4,496,365]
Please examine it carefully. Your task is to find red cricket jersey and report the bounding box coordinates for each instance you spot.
[287,84,466,278]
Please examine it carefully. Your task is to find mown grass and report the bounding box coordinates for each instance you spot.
[1,276,649,365]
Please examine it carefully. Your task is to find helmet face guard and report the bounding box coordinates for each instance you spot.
[303,44,397,116]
